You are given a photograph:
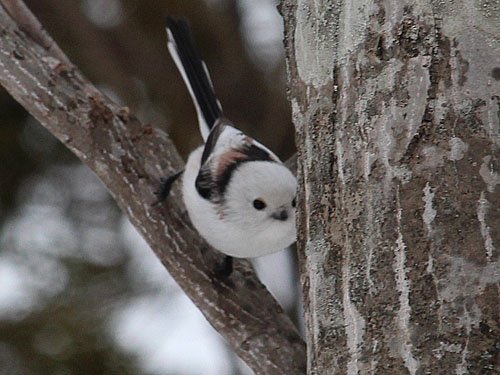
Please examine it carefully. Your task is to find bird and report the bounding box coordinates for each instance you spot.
[159,17,297,274]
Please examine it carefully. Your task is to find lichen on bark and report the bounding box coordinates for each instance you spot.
[282,0,499,373]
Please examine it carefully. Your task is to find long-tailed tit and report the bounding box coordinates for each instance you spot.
[160,17,297,262]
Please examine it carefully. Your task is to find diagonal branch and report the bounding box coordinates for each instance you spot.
[0,1,305,373]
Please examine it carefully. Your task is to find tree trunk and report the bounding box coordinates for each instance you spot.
[282,0,499,374]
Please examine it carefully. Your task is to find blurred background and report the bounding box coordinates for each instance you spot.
[0,0,300,374]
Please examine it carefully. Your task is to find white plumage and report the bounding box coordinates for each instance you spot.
[166,17,297,258]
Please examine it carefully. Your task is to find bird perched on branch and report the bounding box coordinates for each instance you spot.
[158,17,297,274]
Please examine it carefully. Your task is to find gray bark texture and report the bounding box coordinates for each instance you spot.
[281,0,499,374]
[0,2,306,373]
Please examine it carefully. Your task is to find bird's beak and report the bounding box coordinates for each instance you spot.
[271,210,289,221]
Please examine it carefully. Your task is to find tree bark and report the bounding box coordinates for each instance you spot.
[0,2,306,373]
[282,0,499,374]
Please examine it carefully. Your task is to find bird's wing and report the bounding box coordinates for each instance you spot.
[195,121,281,202]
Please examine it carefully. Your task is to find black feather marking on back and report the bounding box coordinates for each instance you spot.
[215,161,242,197]
[242,144,274,162]
[201,122,226,165]
[195,166,213,200]
[166,17,222,130]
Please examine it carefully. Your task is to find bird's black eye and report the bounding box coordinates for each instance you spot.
[292,197,297,208]
[253,199,266,210]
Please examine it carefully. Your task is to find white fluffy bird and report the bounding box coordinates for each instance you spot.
[160,17,296,264]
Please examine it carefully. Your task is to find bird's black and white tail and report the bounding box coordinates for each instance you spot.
[166,17,223,141]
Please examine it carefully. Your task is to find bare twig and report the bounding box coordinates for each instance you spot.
[0,1,306,373]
